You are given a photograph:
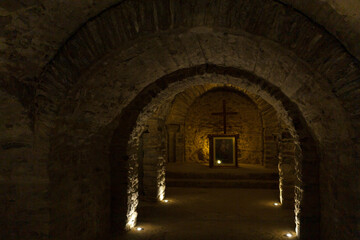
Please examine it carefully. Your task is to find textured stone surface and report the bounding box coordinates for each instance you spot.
[0,1,358,239]
[0,0,358,122]
[120,187,295,240]
[102,70,322,239]
[1,0,360,102]
[42,24,354,237]
[3,28,354,239]
[141,117,167,202]
[0,89,49,239]
[281,0,360,61]
[185,90,263,165]
[166,84,288,169]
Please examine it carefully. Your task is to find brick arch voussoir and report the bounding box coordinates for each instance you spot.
[35,0,360,129]
[111,64,318,152]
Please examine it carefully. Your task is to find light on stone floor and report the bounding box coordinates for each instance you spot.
[285,232,293,238]
[136,227,144,231]
[217,160,222,164]
[273,202,281,206]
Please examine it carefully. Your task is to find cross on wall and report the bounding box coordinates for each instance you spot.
[211,100,238,134]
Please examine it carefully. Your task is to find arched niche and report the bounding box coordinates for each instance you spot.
[165,85,285,169]
[184,88,264,165]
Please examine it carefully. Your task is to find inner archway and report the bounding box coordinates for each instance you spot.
[140,85,298,240]
[107,68,320,239]
[165,85,296,208]
[184,88,264,165]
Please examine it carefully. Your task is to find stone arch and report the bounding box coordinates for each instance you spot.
[101,66,320,239]
[35,0,360,128]
[44,17,356,240]
[0,1,358,240]
[165,84,295,208]
[2,0,360,103]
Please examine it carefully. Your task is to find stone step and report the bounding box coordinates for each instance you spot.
[166,179,278,189]
[166,171,278,181]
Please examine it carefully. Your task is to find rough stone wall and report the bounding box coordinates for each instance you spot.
[36,28,354,239]
[278,126,297,208]
[166,85,285,169]
[262,106,281,168]
[247,94,283,169]
[1,21,354,240]
[25,5,358,239]
[50,134,111,239]
[166,85,220,163]
[0,90,49,239]
[184,90,263,165]
[105,71,323,239]
[24,57,327,240]
[141,117,167,201]
[0,1,358,240]
[1,0,360,104]
[280,0,360,61]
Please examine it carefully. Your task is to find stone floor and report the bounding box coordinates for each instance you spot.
[118,187,296,240]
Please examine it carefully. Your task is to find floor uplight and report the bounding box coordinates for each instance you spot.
[136,227,144,231]
[285,232,293,238]
[273,202,280,206]
[163,199,169,203]
[217,160,222,164]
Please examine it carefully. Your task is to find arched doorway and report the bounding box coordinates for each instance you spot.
[106,67,320,239]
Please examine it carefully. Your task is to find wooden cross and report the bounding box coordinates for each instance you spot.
[211,100,238,134]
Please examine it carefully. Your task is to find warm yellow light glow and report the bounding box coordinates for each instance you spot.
[159,194,164,201]
[136,227,144,231]
[286,233,293,238]
[273,202,280,206]
[163,199,169,203]
[126,210,138,230]
[217,160,222,164]
[158,185,165,201]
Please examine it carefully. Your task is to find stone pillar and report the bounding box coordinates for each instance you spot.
[278,131,296,209]
[142,132,160,201]
[264,131,280,168]
[141,119,167,202]
[295,140,320,240]
[175,130,185,162]
[167,124,180,162]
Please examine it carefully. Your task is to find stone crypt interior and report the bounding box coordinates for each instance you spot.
[0,1,359,240]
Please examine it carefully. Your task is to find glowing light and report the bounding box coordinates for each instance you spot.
[217,160,222,164]
[126,210,138,230]
[273,202,280,206]
[163,199,169,203]
[136,227,144,231]
[159,194,164,201]
[285,233,293,238]
[158,185,165,201]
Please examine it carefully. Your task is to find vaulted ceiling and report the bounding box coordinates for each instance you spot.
[0,0,359,103]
